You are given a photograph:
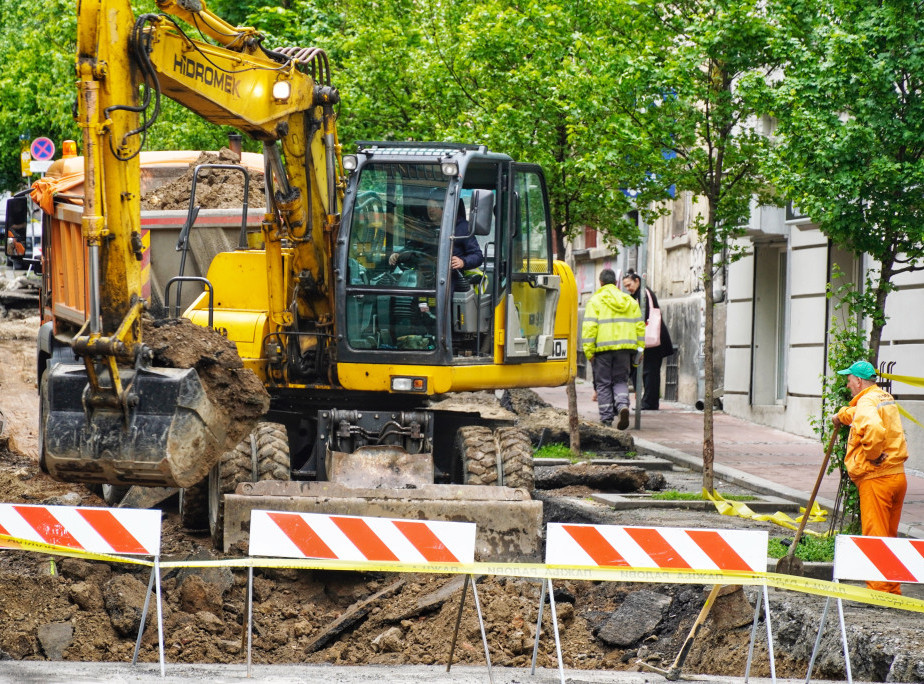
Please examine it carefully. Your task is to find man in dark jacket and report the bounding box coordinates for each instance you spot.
[623,269,675,410]
[390,191,482,292]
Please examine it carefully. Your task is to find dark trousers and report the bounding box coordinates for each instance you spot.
[592,349,632,423]
[642,352,663,410]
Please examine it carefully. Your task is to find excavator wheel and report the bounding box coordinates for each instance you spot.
[208,422,290,549]
[457,425,499,486]
[179,478,209,530]
[494,426,535,492]
[102,484,130,506]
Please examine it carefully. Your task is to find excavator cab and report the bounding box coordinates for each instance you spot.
[336,141,576,394]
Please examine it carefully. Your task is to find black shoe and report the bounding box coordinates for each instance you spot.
[601,419,613,427]
[617,407,630,430]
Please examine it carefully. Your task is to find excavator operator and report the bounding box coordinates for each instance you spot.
[389,188,483,292]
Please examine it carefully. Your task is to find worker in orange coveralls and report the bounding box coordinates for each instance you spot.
[832,360,908,594]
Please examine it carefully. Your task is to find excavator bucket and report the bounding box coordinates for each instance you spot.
[41,363,230,489]
[223,480,544,562]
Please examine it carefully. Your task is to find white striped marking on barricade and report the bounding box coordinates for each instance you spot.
[833,535,924,583]
[536,524,773,684]
[245,511,488,678]
[808,535,924,684]
[0,503,165,676]
[546,523,767,572]
[0,503,161,556]
[248,510,476,563]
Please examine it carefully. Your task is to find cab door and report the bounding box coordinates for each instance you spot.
[503,164,561,360]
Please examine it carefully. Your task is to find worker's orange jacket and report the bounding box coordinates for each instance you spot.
[836,385,908,484]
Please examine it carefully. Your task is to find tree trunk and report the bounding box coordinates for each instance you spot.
[702,221,716,494]
[867,256,896,366]
[566,379,581,457]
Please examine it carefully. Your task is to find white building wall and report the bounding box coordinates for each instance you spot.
[721,213,924,471]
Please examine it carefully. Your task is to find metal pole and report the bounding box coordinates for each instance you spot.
[635,211,648,429]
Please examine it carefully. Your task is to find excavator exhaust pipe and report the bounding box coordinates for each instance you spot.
[41,363,229,489]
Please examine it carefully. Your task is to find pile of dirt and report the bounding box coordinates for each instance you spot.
[2,315,924,681]
[141,316,270,472]
[140,149,267,211]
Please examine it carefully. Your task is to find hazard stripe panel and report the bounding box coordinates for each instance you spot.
[249,511,476,564]
[546,524,768,572]
[834,535,924,584]
[0,504,161,556]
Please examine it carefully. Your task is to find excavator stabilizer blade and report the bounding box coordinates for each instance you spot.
[42,363,229,488]
[223,480,543,562]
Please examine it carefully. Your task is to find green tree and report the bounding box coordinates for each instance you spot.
[771,0,924,364]
[614,0,778,492]
[0,0,79,191]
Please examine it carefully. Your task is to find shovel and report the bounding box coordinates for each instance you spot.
[775,429,838,576]
[637,584,723,680]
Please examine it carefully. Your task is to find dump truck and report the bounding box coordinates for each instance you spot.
[33,0,578,561]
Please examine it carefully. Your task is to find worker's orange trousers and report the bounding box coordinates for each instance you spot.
[857,472,907,594]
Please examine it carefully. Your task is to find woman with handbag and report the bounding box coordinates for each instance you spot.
[622,270,675,410]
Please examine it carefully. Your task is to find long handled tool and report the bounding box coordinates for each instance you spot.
[637,584,723,681]
[775,429,839,576]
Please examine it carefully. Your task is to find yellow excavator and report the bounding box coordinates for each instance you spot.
[35,0,578,560]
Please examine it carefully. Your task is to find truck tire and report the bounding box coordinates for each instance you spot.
[494,426,535,493]
[208,422,290,549]
[179,479,209,530]
[457,425,498,486]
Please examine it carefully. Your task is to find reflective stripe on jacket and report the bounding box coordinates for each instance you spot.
[581,284,645,360]
[837,385,908,483]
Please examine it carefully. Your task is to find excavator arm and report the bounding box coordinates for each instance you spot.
[42,0,341,488]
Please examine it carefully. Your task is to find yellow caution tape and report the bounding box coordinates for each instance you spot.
[879,372,924,388]
[0,534,153,566]
[703,489,828,536]
[876,373,924,428]
[4,534,924,612]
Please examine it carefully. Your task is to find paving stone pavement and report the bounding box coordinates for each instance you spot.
[532,379,924,540]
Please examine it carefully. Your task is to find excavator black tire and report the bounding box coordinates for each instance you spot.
[494,426,535,492]
[179,478,209,530]
[457,425,498,486]
[102,484,130,506]
[208,422,290,549]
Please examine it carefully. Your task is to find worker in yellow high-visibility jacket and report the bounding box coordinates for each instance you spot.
[582,269,645,430]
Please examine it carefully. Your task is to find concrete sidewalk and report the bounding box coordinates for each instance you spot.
[532,379,924,540]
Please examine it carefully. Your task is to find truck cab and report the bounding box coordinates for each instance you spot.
[2,194,42,273]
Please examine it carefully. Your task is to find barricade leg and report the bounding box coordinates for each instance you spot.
[744,585,762,682]
[836,597,853,684]
[131,556,165,676]
[805,595,831,683]
[529,579,547,675]
[762,584,776,683]
[446,574,470,671]
[469,576,494,684]
[446,575,493,684]
[528,579,564,684]
[247,564,254,679]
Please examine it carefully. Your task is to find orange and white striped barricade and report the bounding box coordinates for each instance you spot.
[806,535,924,684]
[0,503,165,675]
[246,511,490,679]
[535,524,773,684]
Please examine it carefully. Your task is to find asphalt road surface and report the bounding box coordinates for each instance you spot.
[0,661,858,683]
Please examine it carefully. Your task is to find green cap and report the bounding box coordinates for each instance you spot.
[836,360,877,380]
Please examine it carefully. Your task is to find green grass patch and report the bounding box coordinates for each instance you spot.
[534,443,575,460]
[767,535,835,562]
[533,443,597,461]
[650,490,756,502]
